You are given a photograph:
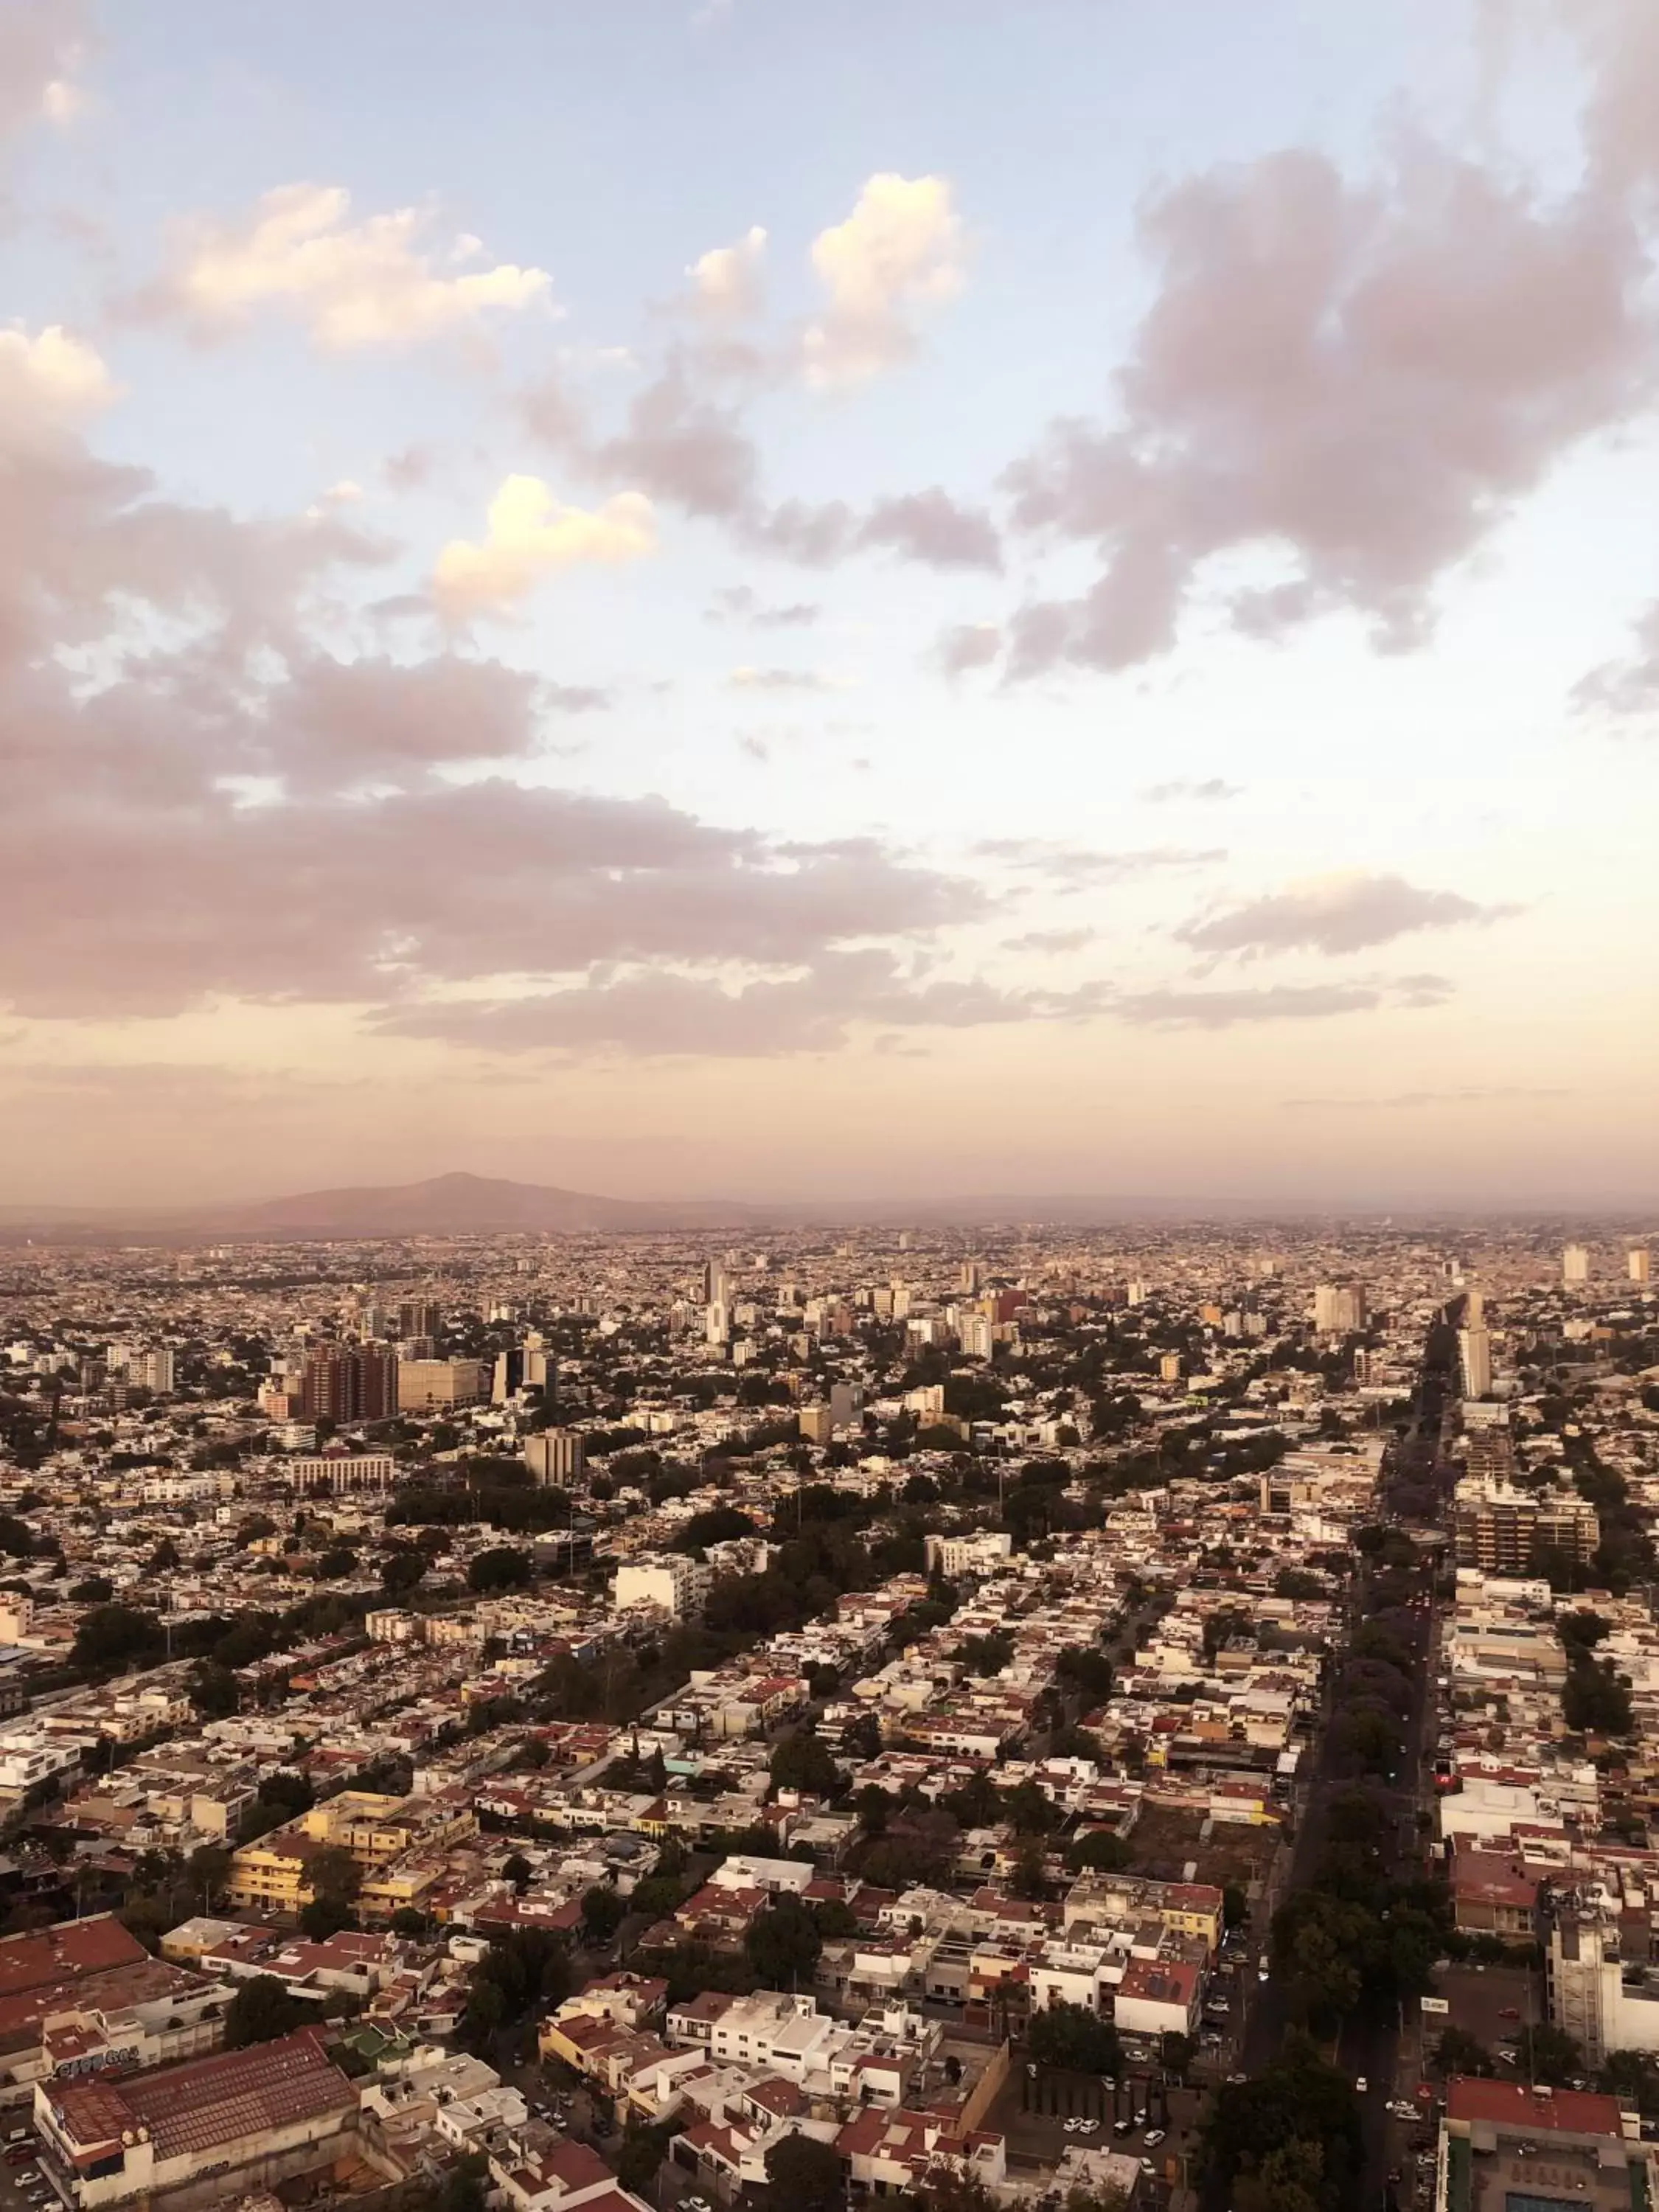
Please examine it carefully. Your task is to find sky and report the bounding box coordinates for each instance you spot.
[0,0,1655,1211]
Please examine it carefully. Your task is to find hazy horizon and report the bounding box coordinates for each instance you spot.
[0,1,1655,1204]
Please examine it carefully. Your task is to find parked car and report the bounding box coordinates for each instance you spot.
[1145,2131,1166,2148]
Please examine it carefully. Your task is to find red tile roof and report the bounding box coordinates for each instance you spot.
[50,2027,355,2163]
[1446,2079,1624,2135]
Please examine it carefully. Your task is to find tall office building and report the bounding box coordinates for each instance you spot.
[131,1347,176,1395]
[395,1357,484,1412]
[524,1429,585,1486]
[829,1382,864,1431]
[1313,1281,1368,1333]
[398,1298,442,1340]
[1458,1323,1493,1399]
[1454,1475,1599,1571]
[299,1343,396,1423]
[1630,1248,1652,1285]
[701,1259,730,1309]
[490,1349,526,1404]
[1563,1243,1590,1286]
[959,1259,984,1294]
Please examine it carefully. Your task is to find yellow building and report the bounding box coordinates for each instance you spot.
[226,1792,476,1917]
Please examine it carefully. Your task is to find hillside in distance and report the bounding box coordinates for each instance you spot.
[211,1171,771,1235]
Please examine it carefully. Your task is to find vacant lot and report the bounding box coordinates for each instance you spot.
[1125,1804,1281,1896]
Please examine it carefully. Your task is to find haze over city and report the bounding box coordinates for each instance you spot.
[0,0,1653,1209]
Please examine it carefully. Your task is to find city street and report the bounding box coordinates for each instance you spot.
[1223,1315,1458,2212]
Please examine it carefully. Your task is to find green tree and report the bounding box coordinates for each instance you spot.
[300,1895,355,1940]
[72,1602,164,1673]
[435,2152,490,2212]
[762,2132,846,2212]
[468,1547,532,1593]
[1028,2000,1119,2073]
[187,1843,232,1904]
[189,1660,240,1719]
[959,1631,1014,1676]
[1068,1828,1131,1873]
[1200,2040,1362,2212]
[1518,2023,1583,2086]
[616,2121,675,2197]
[225,1974,303,2048]
[746,1895,823,1988]
[581,1885,625,1944]
[1434,2026,1494,2077]
[770,1727,841,1798]
[380,1548,427,1599]
[1562,1659,1633,1735]
[1235,2137,1326,2212]
[308,1843,363,1908]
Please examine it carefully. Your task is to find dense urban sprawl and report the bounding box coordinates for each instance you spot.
[0,1224,1653,2212]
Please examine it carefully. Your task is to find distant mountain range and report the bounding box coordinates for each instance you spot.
[0,1169,1235,1242]
[211,1171,770,1235]
[0,1171,1641,1244]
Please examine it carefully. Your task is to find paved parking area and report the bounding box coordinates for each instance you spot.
[1436,1961,1539,2062]
[0,2135,54,2212]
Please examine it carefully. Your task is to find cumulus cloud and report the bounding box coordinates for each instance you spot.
[1141,776,1241,803]
[252,655,608,793]
[728,665,831,692]
[706,585,818,628]
[1573,597,1659,716]
[936,622,1002,677]
[1115,978,1447,1027]
[0,0,87,143]
[1004,928,1096,953]
[978,841,1227,891]
[1000,138,1655,674]
[689,225,768,319]
[1175,870,1514,958]
[375,949,1107,1059]
[803,173,965,386]
[592,370,759,520]
[433,476,655,616]
[127,183,552,349]
[0,324,115,443]
[0,364,1006,1036]
[859,488,1001,571]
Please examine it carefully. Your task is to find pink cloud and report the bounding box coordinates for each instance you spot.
[1001,139,1653,672]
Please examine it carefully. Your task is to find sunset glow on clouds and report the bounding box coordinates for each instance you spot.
[0,0,1654,1208]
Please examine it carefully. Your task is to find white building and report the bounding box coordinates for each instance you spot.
[923,1531,1014,1578]
[1563,1243,1591,1286]
[611,1554,712,1619]
[1550,1916,1659,2063]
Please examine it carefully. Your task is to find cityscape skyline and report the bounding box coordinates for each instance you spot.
[1,0,1655,1205]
